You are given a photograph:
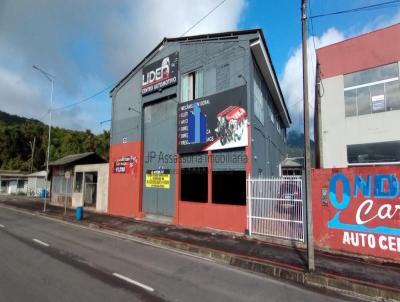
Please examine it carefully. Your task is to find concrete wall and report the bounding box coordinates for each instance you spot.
[312,166,400,263]
[73,163,109,213]
[319,73,400,168]
[27,177,46,195]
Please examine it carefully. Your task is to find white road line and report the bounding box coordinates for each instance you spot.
[112,273,154,292]
[0,205,216,264]
[32,238,50,247]
[0,224,5,228]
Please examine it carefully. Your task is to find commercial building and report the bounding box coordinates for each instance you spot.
[48,152,106,208]
[108,29,290,232]
[314,23,400,168]
[0,170,28,195]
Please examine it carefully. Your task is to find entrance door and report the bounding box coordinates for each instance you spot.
[83,172,97,207]
[142,99,176,217]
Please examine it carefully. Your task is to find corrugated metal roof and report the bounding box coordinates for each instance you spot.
[28,170,47,177]
[0,170,27,177]
[282,157,304,168]
[48,152,95,166]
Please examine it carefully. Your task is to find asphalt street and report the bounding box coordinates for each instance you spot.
[0,206,356,302]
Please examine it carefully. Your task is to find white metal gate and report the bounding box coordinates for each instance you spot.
[247,176,305,242]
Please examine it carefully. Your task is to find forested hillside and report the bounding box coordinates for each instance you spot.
[0,111,109,171]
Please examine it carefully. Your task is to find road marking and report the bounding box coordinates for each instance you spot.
[32,238,50,247]
[112,273,154,292]
[0,224,5,228]
[0,205,216,263]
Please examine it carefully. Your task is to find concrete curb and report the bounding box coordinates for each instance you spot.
[1,204,399,302]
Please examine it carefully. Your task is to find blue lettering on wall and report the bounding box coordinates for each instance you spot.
[374,174,399,199]
[353,175,371,198]
[327,172,400,236]
[329,173,350,210]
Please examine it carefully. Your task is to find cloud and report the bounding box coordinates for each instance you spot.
[280,9,400,136]
[0,0,245,132]
[280,28,345,135]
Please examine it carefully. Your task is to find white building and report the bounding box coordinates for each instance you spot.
[314,24,400,168]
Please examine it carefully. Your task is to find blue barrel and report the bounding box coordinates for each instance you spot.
[39,188,45,198]
[75,207,84,221]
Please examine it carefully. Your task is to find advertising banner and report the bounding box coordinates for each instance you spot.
[145,169,170,189]
[312,167,400,261]
[142,52,178,95]
[177,85,248,154]
[113,155,138,174]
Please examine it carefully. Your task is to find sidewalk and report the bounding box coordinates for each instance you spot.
[1,195,399,301]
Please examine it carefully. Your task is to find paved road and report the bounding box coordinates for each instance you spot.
[0,206,356,302]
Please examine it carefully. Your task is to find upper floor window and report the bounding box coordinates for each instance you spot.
[344,63,400,117]
[253,75,264,125]
[181,69,203,102]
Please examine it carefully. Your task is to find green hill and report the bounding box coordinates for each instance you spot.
[0,110,109,171]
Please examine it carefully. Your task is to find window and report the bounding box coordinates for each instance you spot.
[269,102,275,124]
[344,90,357,117]
[344,63,400,117]
[74,172,83,192]
[180,167,208,202]
[254,74,264,124]
[181,69,204,102]
[180,153,208,202]
[357,87,371,115]
[347,141,400,164]
[17,180,25,189]
[386,80,400,111]
[212,171,246,205]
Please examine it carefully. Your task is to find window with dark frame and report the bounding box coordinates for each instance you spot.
[74,172,83,193]
[347,140,400,164]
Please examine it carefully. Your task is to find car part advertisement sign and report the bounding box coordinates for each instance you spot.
[177,85,248,154]
[312,167,400,261]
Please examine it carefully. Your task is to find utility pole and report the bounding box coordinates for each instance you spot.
[301,0,315,272]
[33,65,54,213]
[29,137,36,173]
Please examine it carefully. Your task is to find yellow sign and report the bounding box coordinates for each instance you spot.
[146,170,170,189]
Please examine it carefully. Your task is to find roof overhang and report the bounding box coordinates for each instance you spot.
[250,38,291,127]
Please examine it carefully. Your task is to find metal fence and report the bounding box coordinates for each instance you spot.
[247,176,305,242]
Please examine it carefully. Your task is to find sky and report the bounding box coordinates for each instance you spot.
[0,0,399,134]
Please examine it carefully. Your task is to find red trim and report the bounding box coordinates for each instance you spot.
[208,150,212,204]
[108,141,143,217]
[173,153,180,225]
[317,23,400,79]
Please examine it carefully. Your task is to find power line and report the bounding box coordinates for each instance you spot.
[310,0,400,19]
[51,1,228,113]
[52,82,117,112]
[180,0,228,37]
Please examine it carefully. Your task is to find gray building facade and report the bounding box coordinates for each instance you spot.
[108,29,290,231]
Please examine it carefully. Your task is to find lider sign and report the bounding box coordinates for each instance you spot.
[313,168,400,261]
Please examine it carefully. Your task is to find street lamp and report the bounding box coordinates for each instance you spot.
[33,65,54,212]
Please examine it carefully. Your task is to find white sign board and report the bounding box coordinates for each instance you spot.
[65,171,71,179]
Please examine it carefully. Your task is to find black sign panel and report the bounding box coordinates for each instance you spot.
[141,52,178,95]
[177,85,248,154]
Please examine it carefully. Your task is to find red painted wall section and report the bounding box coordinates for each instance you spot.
[108,141,143,217]
[178,201,247,233]
[317,23,400,79]
[312,166,400,262]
